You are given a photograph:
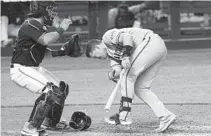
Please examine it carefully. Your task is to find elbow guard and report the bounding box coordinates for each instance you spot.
[123,45,133,57]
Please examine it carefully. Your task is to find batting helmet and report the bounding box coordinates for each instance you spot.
[29,0,57,26]
[69,111,91,130]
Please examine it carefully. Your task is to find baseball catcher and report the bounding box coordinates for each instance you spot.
[9,1,83,136]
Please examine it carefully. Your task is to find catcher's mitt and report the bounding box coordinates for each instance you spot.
[61,34,83,57]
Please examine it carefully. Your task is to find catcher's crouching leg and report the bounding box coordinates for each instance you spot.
[43,81,69,128]
[29,82,68,129]
[28,93,46,123]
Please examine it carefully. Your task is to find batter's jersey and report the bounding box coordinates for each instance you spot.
[11,18,47,66]
[102,28,154,66]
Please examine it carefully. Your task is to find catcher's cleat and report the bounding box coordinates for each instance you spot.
[41,118,51,129]
[21,122,39,136]
[155,113,176,133]
[41,118,69,130]
[104,113,132,125]
[37,127,48,136]
[38,130,48,136]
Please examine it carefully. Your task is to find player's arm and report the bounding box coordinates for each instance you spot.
[38,18,72,45]
[23,18,71,46]
[104,29,133,69]
[118,33,133,69]
[118,33,133,57]
[38,32,60,45]
[44,34,82,58]
[44,48,65,58]
[104,29,133,57]
[108,59,122,83]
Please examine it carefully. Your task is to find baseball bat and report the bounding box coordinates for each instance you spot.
[104,69,125,112]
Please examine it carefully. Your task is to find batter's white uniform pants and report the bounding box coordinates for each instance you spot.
[121,33,172,118]
[10,64,60,94]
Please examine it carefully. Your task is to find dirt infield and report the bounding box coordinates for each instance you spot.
[1,48,211,136]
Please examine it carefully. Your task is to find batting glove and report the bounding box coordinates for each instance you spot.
[108,70,117,83]
[121,57,131,69]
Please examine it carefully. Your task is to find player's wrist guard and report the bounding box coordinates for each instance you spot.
[123,45,133,57]
[51,50,66,57]
[56,27,65,36]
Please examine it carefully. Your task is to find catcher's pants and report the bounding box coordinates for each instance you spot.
[10,64,60,94]
[120,33,172,118]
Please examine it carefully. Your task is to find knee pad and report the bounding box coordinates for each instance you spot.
[45,81,69,126]
[59,81,69,98]
[46,82,67,104]
[28,93,46,122]
[31,100,52,127]
[47,103,64,126]
[35,93,46,104]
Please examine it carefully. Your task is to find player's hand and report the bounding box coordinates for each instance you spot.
[121,57,131,69]
[52,16,61,29]
[108,65,122,82]
[60,18,72,31]
[108,70,118,83]
[109,65,121,79]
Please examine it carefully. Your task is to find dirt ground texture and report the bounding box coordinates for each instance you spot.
[1,48,211,136]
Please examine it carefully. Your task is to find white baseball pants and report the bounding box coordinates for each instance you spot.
[121,34,172,118]
[10,64,60,94]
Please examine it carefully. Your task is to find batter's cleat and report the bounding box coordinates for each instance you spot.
[155,113,176,133]
[21,122,39,136]
[104,113,132,125]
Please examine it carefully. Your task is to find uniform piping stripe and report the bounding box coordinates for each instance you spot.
[30,44,38,64]
[27,20,40,30]
[123,35,151,121]
[18,68,46,86]
[116,32,124,44]
[125,33,151,97]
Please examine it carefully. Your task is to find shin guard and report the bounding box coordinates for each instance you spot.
[119,96,132,121]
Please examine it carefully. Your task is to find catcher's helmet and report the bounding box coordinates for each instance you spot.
[29,0,57,26]
[69,111,91,130]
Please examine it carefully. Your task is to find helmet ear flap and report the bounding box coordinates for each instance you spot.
[82,115,91,130]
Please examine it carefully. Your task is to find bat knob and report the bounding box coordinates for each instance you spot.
[105,109,110,112]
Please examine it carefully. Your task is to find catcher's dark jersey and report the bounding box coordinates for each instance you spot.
[11,18,47,66]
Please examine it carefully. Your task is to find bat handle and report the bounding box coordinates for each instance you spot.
[104,69,125,112]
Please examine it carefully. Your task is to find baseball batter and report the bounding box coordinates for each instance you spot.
[9,1,82,136]
[86,27,176,132]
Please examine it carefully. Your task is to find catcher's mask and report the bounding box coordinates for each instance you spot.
[29,1,58,26]
[69,111,91,130]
